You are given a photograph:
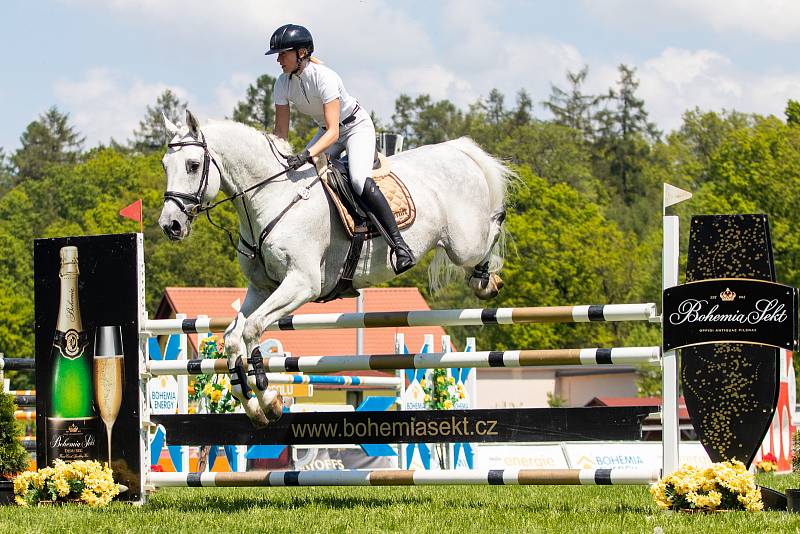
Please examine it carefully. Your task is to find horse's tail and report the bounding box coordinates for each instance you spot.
[445,137,513,213]
[428,137,515,294]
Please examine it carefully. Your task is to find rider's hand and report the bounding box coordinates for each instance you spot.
[287,149,312,170]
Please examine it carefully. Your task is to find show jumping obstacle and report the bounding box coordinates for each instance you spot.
[21,185,689,503]
[141,300,666,495]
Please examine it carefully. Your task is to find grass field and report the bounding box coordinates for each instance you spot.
[2,473,800,533]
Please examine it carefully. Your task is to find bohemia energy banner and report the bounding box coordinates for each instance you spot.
[663,215,798,467]
[34,234,142,502]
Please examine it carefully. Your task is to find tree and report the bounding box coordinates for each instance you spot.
[131,90,187,152]
[231,74,277,131]
[593,64,660,205]
[511,89,533,126]
[786,99,800,127]
[11,107,84,181]
[0,149,14,195]
[484,89,507,126]
[390,94,464,148]
[544,66,603,141]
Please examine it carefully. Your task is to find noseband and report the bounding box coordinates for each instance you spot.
[163,133,224,218]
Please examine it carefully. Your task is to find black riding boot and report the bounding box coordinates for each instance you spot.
[359,177,416,274]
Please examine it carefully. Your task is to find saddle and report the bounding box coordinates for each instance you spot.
[314,152,417,301]
[315,152,416,238]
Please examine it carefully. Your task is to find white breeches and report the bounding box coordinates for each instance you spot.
[306,108,376,195]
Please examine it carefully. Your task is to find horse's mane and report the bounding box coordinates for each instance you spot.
[205,119,294,155]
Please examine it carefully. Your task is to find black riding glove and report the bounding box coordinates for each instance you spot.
[287,149,312,170]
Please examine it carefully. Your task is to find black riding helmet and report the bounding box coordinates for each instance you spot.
[265,24,314,56]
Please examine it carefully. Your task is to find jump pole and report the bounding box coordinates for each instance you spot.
[149,468,661,487]
[146,347,661,375]
[143,303,658,336]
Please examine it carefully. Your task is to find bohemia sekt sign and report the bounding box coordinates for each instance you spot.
[663,279,798,351]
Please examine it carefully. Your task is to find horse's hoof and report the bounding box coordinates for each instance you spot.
[492,273,505,291]
[265,393,284,422]
[244,397,270,428]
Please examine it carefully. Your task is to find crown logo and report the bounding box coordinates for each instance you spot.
[720,288,736,302]
[68,424,79,433]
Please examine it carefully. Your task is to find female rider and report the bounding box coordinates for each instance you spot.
[267,23,415,274]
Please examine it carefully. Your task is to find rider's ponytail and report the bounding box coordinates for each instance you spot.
[309,56,323,65]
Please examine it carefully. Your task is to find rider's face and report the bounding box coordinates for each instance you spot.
[277,50,296,73]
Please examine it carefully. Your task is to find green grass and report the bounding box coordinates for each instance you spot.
[2,474,800,533]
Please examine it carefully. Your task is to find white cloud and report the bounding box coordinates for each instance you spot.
[582,0,800,42]
[53,69,193,146]
[633,48,799,132]
[46,1,800,142]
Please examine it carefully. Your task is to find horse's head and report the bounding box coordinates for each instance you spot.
[159,109,223,241]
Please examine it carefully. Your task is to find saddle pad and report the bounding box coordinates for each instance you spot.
[320,157,416,238]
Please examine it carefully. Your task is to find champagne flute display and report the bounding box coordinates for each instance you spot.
[93,326,124,467]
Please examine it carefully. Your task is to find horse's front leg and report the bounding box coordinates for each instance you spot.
[243,271,321,420]
[225,286,270,427]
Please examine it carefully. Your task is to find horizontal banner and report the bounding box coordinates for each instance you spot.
[663,278,797,351]
[152,407,654,446]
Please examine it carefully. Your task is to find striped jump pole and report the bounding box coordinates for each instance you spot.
[0,358,36,371]
[147,347,660,376]
[14,410,36,421]
[144,362,404,387]
[149,468,660,487]
[11,394,36,407]
[143,303,658,335]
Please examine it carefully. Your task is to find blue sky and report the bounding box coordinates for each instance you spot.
[2,0,799,151]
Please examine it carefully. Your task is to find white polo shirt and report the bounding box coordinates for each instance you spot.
[273,62,358,127]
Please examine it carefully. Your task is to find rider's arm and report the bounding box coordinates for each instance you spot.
[274,105,290,139]
[307,98,340,158]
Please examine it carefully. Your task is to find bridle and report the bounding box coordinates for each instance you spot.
[162,129,318,265]
[163,132,224,218]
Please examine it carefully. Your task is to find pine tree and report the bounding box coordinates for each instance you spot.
[11,107,84,181]
[231,74,277,131]
[511,89,534,126]
[544,66,602,141]
[130,89,187,152]
[593,64,660,204]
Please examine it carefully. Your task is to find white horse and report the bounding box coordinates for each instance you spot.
[159,110,512,426]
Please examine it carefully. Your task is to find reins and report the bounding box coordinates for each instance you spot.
[164,130,317,264]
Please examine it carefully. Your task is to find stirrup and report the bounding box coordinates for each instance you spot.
[390,245,416,275]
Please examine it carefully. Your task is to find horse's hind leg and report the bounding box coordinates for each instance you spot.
[465,210,506,300]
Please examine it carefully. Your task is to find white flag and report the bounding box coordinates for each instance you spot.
[664,183,692,210]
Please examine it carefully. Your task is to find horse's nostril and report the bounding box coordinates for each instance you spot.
[170,220,182,234]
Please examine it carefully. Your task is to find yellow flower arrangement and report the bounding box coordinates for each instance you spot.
[650,460,763,512]
[421,368,460,411]
[188,336,239,414]
[14,460,119,507]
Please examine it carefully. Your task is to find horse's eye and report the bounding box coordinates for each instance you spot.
[187,161,200,174]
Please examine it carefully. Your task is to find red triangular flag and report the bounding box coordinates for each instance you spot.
[120,199,143,233]
[120,199,142,222]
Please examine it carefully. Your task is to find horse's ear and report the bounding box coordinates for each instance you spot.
[186,109,201,138]
[163,113,179,136]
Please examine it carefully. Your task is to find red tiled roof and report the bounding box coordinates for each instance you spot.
[155,287,449,359]
[585,396,690,420]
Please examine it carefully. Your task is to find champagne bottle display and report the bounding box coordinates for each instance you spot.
[46,246,99,462]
